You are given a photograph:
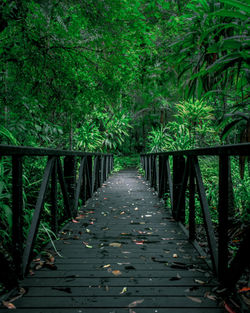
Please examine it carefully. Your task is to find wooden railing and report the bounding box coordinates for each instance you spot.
[140,143,250,288]
[0,145,113,280]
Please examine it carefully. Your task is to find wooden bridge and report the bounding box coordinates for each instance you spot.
[0,144,249,312]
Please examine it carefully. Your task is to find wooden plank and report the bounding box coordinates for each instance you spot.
[0,309,224,313]
[22,285,216,297]
[10,296,220,308]
[28,270,211,278]
[23,277,216,287]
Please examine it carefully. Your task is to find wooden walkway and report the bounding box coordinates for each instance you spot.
[1,169,224,312]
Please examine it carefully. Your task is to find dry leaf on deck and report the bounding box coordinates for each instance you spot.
[187,296,202,303]
[109,242,122,248]
[2,301,16,309]
[128,299,144,307]
[112,270,122,276]
[120,287,127,294]
[204,292,217,301]
[194,279,205,285]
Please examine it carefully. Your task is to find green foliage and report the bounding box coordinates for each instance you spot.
[113,155,140,172]
[147,100,219,152]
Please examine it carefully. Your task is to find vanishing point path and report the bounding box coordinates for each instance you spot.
[1,169,224,312]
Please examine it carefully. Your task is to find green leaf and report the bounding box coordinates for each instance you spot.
[219,0,250,14]
[212,9,248,20]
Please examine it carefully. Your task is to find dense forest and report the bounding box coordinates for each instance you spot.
[0,0,249,152]
[0,0,249,298]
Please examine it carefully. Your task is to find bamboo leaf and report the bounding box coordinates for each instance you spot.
[220,0,250,14]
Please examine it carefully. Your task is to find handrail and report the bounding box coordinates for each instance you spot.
[0,144,113,156]
[140,143,249,156]
[0,144,113,283]
[140,143,250,288]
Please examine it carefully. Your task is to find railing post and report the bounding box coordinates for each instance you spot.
[74,157,86,215]
[64,156,76,214]
[158,155,164,198]
[51,158,58,233]
[172,156,185,220]
[81,162,86,205]
[155,156,159,191]
[152,155,157,189]
[218,155,229,283]
[101,156,104,183]
[97,156,102,188]
[166,157,173,208]
[149,155,152,183]
[106,155,109,178]
[189,157,195,241]
[145,156,149,180]
[86,155,92,200]
[103,156,107,182]
[93,156,98,193]
[12,156,23,279]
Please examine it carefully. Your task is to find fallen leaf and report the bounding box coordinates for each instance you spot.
[194,279,205,285]
[120,287,127,294]
[75,214,85,220]
[171,262,189,269]
[151,257,166,263]
[134,240,144,245]
[34,261,44,270]
[2,301,16,309]
[86,229,91,233]
[239,287,250,293]
[109,242,122,248]
[125,265,136,270]
[82,241,92,248]
[204,292,217,301]
[72,219,79,223]
[134,207,139,210]
[173,254,178,258]
[187,296,202,303]
[103,264,111,268]
[128,299,144,307]
[6,288,27,303]
[45,262,57,270]
[169,273,182,281]
[112,270,122,276]
[224,301,237,313]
